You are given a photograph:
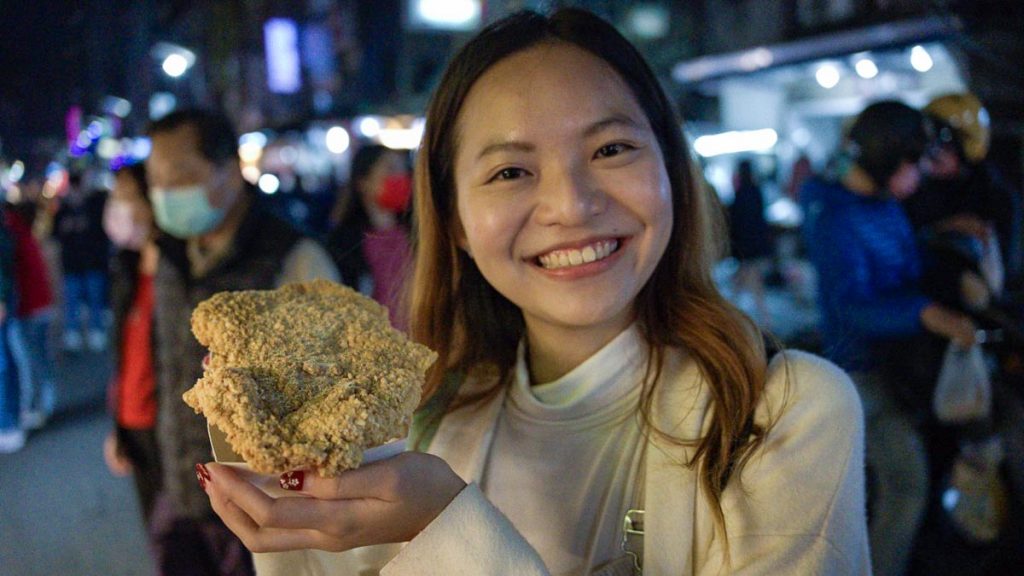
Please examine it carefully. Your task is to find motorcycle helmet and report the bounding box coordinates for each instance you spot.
[924,93,991,164]
[846,100,929,191]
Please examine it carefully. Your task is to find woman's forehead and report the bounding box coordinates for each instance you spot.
[453,43,647,146]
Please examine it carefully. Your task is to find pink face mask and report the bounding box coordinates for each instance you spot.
[103,199,150,250]
[375,174,413,214]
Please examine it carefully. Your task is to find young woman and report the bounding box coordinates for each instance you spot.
[102,163,164,532]
[200,9,869,575]
[325,145,413,327]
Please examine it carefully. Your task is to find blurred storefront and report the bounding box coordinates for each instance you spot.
[4,1,1021,238]
[678,15,966,220]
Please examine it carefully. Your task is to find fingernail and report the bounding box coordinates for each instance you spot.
[196,463,211,490]
[202,354,211,370]
[279,470,304,491]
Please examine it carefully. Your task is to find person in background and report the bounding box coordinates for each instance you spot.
[801,100,977,576]
[101,161,164,548]
[786,153,814,202]
[905,92,1023,294]
[325,144,412,327]
[144,108,339,576]
[53,172,110,352]
[728,158,772,327]
[201,9,869,575]
[4,199,56,431]
[0,214,22,453]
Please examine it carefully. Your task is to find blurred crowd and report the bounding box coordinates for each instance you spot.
[721,92,1024,575]
[0,88,1022,575]
[0,108,414,574]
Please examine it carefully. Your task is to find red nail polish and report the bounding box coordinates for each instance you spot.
[280,471,304,491]
[196,463,211,490]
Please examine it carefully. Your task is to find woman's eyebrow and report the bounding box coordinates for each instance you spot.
[583,114,644,137]
[476,140,535,161]
[473,114,644,162]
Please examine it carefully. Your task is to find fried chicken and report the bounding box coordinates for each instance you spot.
[183,279,436,476]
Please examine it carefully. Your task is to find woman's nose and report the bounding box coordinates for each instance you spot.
[534,166,606,226]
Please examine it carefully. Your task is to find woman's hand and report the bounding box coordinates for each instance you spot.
[920,303,977,348]
[201,452,467,553]
[103,430,133,477]
[933,213,992,244]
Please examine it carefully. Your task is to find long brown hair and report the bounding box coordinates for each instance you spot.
[408,8,773,559]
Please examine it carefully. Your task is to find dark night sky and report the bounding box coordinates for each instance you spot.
[0,3,91,165]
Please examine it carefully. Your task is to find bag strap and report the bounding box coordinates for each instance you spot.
[622,432,648,575]
[410,372,463,451]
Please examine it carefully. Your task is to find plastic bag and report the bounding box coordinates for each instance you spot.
[979,231,1004,298]
[933,342,992,423]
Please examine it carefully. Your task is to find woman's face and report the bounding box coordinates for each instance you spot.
[359,151,407,206]
[112,171,153,226]
[452,42,673,341]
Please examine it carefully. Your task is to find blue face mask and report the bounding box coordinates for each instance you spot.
[150,184,226,238]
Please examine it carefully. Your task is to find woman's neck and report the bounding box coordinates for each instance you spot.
[139,241,159,275]
[841,165,877,197]
[365,203,398,230]
[524,317,633,385]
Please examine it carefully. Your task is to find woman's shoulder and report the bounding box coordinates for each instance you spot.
[760,349,862,436]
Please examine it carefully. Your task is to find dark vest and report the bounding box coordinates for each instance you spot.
[154,203,302,518]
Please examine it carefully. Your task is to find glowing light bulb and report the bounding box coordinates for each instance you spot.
[325,126,350,154]
[910,45,933,72]
[815,63,840,89]
[855,58,878,79]
[162,54,189,77]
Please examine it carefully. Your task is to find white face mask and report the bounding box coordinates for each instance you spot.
[103,199,150,250]
[150,184,227,239]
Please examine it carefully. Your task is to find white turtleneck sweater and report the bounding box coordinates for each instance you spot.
[483,325,647,574]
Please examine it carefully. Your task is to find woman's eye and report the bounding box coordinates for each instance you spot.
[595,142,632,158]
[491,167,526,182]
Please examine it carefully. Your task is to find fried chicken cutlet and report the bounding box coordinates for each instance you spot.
[183,279,436,476]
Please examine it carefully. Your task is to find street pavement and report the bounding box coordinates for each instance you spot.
[0,345,154,576]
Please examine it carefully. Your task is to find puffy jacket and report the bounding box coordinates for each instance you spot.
[800,177,930,371]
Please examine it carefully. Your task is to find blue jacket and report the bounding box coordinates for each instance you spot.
[800,178,931,371]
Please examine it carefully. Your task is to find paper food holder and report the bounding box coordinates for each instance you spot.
[206,421,407,497]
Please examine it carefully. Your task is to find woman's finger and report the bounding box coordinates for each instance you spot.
[204,462,368,539]
[204,463,345,551]
[280,457,403,501]
[210,487,330,552]
[205,462,276,511]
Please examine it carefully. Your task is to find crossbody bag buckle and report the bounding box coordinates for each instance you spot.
[622,509,645,575]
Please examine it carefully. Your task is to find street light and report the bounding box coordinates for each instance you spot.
[325,126,350,154]
[152,42,197,78]
[162,54,189,78]
[815,63,841,89]
[910,45,933,73]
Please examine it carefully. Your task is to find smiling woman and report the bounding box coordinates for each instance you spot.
[201,8,870,576]
[451,42,673,382]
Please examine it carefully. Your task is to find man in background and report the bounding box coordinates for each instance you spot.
[145,108,339,576]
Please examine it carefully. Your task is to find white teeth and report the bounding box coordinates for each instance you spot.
[537,240,619,270]
[582,246,596,263]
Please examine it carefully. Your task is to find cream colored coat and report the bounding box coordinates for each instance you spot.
[255,349,871,575]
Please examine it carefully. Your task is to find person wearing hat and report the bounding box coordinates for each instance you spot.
[801,100,979,576]
[905,93,1023,288]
